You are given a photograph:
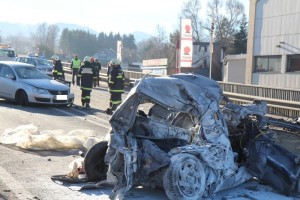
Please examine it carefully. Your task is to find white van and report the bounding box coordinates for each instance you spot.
[0,43,16,61]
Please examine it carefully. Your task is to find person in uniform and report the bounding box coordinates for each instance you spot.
[105,59,125,115]
[51,55,65,80]
[70,54,81,85]
[78,56,97,109]
[94,58,101,87]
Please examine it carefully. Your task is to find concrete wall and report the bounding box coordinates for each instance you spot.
[223,54,246,84]
[254,0,300,56]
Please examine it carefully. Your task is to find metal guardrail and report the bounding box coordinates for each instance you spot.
[62,63,300,119]
[218,82,300,118]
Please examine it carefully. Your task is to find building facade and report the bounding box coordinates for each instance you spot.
[246,0,300,89]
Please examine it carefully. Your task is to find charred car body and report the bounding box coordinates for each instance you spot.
[84,73,300,200]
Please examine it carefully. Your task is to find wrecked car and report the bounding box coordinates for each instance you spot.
[84,73,300,200]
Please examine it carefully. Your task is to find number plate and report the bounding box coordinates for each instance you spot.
[55,95,67,100]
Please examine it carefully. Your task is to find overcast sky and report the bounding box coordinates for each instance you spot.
[0,0,249,35]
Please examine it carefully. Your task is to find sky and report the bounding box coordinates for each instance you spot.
[0,0,249,35]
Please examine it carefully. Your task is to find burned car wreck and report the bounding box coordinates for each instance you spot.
[84,73,300,200]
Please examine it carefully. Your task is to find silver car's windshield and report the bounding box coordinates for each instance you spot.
[15,66,51,79]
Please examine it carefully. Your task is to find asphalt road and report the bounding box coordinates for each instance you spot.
[0,76,298,200]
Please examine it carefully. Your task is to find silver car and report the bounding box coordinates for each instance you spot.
[15,56,53,76]
[0,61,74,106]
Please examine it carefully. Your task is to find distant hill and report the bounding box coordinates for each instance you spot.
[0,22,151,43]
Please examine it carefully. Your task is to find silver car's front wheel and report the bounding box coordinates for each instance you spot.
[163,153,206,200]
[15,90,29,106]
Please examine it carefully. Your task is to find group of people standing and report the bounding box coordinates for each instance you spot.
[51,54,124,114]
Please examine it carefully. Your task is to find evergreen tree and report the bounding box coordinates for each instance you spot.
[233,14,248,54]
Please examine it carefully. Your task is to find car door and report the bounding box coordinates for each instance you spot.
[0,64,17,99]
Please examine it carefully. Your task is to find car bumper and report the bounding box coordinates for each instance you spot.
[28,93,74,105]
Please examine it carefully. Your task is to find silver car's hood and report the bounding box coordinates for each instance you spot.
[19,79,69,90]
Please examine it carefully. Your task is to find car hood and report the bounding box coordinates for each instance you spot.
[19,79,69,90]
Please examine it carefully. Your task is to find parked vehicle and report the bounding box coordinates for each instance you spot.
[84,73,300,200]
[15,55,53,76]
[0,61,74,106]
[0,43,16,61]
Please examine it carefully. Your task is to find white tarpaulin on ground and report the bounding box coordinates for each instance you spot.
[0,124,107,150]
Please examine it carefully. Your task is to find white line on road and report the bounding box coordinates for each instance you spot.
[52,108,111,129]
[0,167,35,199]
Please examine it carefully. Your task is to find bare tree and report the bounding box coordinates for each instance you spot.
[181,0,204,41]
[207,0,245,53]
[6,34,31,55]
[46,24,60,53]
[137,25,169,61]
[166,30,180,74]
[33,23,48,47]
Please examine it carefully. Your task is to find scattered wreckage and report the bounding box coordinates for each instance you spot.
[64,74,300,199]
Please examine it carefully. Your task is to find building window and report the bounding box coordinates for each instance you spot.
[254,56,281,72]
[287,55,300,72]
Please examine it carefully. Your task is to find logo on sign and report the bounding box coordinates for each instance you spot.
[184,46,190,55]
[185,25,191,33]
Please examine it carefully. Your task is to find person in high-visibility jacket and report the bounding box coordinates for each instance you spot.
[78,56,97,108]
[51,55,65,80]
[70,54,81,86]
[105,59,125,115]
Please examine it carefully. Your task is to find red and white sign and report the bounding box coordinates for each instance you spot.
[180,19,193,68]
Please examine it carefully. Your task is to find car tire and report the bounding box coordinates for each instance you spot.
[163,153,206,200]
[84,141,108,181]
[16,90,29,106]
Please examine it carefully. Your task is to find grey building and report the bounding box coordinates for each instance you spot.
[246,0,300,89]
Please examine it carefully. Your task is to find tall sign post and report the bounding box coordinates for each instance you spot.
[117,40,122,62]
[179,19,193,71]
[175,39,180,73]
[209,17,215,79]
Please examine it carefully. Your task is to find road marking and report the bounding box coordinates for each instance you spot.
[72,108,110,124]
[0,166,35,199]
[52,108,111,129]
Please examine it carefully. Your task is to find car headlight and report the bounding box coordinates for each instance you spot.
[32,87,49,94]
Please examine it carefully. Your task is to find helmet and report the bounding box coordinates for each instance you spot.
[74,54,78,57]
[90,57,94,62]
[84,56,90,62]
[110,59,121,66]
[51,55,60,61]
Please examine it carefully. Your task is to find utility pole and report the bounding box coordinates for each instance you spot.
[209,17,215,79]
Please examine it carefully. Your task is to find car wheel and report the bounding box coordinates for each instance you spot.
[163,153,206,200]
[84,141,108,181]
[16,90,29,106]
